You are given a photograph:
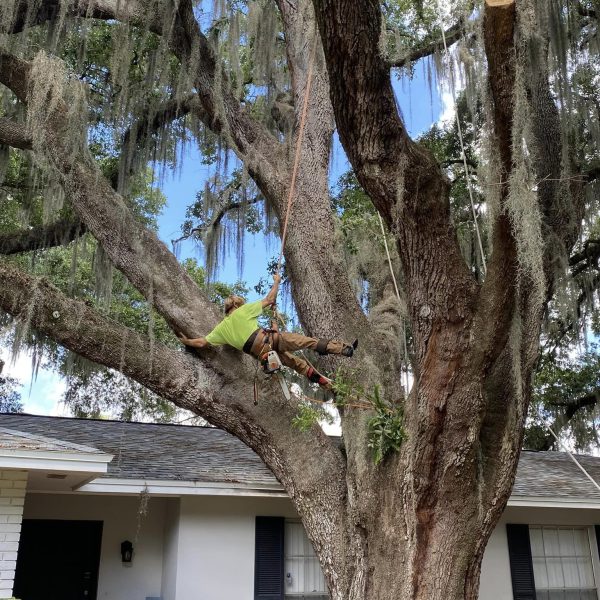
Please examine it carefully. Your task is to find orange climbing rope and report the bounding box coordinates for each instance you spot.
[275,32,319,275]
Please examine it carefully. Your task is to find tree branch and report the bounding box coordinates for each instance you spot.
[390,20,465,69]
[0,216,84,255]
[0,48,217,339]
[119,93,206,185]
[4,0,161,35]
[312,0,476,343]
[4,0,287,199]
[569,239,600,276]
[0,118,32,150]
[473,0,518,360]
[442,157,478,171]
[584,165,600,183]
[562,390,600,420]
[0,258,348,564]
[0,259,220,411]
[170,0,288,199]
[172,195,262,247]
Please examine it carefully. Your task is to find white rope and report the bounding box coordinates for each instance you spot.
[377,213,410,392]
[439,21,487,275]
[546,425,600,495]
[378,213,401,300]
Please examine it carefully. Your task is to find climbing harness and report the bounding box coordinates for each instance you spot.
[252,329,291,403]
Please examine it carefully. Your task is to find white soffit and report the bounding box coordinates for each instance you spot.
[0,427,113,474]
[77,477,287,497]
[0,448,113,473]
[508,496,600,510]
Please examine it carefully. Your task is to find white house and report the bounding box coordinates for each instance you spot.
[0,413,599,600]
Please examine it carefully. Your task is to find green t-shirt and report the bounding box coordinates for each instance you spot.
[205,300,263,350]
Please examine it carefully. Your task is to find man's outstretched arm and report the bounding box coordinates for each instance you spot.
[262,274,281,308]
[178,334,209,348]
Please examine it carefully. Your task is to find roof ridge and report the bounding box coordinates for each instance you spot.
[521,449,600,460]
[0,412,219,431]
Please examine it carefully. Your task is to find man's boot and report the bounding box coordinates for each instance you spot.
[341,339,359,357]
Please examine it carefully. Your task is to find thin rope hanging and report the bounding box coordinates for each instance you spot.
[378,213,411,393]
[546,425,600,495]
[276,32,318,275]
[439,12,600,493]
[439,16,487,275]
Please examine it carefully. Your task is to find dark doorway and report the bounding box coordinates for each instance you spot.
[14,519,103,600]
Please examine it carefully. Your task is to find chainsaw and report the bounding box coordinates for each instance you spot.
[260,350,291,400]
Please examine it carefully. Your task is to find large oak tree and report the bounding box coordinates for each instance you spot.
[0,0,598,598]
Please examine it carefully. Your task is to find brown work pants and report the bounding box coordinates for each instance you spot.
[248,330,346,378]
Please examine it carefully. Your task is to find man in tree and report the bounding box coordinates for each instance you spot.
[178,274,357,390]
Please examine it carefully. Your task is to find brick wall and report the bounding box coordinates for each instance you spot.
[0,471,27,599]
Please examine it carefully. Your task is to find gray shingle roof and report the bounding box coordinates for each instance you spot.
[0,426,104,454]
[2,413,600,499]
[0,414,278,488]
[514,450,600,500]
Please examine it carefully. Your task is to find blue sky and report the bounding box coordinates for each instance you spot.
[157,59,444,291]
[4,57,447,416]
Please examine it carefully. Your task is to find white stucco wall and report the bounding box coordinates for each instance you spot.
[21,489,600,600]
[479,506,600,600]
[0,470,27,600]
[23,493,167,600]
[168,496,296,600]
[161,498,180,600]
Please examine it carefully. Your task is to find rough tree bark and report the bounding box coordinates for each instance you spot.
[0,0,585,599]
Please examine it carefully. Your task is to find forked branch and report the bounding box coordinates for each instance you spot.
[389,20,466,69]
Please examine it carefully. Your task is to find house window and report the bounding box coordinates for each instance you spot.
[529,526,598,600]
[284,521,328,599]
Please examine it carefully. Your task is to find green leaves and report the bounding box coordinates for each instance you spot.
[367,385,406,465]
[292,401,334,432]
[527,346,600,451]
[0,376,23,414]
[332,370,407,464]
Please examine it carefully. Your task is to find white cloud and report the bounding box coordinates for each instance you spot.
[438,89,457,125]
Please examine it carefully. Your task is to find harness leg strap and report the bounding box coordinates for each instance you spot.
[316,339,330,355]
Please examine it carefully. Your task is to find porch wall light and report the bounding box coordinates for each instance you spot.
[121,540,133,564]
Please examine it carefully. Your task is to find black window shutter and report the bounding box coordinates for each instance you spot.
[594,525,600,561]
[255,516,284,600]
[506,524,537,600]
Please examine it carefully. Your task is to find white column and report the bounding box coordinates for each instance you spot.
[0,470,27,600]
